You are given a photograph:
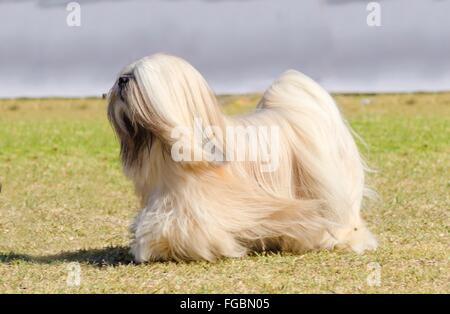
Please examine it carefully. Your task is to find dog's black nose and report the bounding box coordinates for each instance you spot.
[118,76,129,88]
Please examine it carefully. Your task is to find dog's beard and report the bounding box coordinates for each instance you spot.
[108,88,153,168]
[119,115,152,168]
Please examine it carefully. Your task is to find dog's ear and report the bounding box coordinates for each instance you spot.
[127,55,227,167]
[123,77,174,141]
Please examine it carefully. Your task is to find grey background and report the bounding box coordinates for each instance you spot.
[0,0,449,97]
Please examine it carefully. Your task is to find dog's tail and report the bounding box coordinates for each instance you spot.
[258,70,377,252]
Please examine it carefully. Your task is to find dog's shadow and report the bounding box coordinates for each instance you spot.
[0,246,134,267]
[1,247,292,267]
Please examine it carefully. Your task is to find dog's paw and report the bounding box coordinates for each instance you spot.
[323,224,378,254]
[349,227,378,254]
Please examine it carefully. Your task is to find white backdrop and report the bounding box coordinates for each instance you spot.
[0,0,449,97]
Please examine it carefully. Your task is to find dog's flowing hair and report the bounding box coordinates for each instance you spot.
[107,53,377,262]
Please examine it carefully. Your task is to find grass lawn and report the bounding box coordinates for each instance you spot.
[0,93,449,293]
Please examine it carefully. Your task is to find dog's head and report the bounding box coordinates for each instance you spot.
[107,53,225,170]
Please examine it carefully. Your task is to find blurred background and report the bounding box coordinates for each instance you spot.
[0,0,449,97]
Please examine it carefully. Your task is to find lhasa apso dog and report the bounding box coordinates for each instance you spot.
[107,53,377,262]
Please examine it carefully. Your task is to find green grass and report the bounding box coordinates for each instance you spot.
[0,93,449,293]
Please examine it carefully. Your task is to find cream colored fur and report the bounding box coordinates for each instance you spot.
[107,53,377,262]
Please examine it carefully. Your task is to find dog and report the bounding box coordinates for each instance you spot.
[107,53,377,262]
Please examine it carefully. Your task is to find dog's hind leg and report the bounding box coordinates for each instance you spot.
[260,70,378,253]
